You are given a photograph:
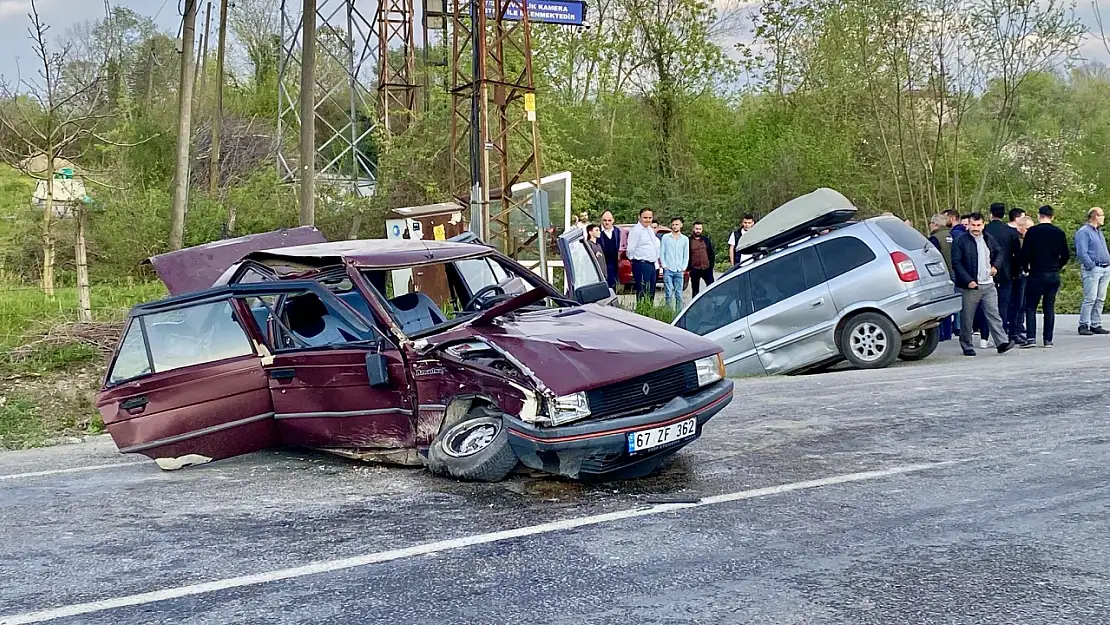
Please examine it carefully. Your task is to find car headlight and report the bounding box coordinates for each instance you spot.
[547,392,591,426]
[695,354,725,386]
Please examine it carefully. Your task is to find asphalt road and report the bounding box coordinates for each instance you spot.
[2,315,1109,624]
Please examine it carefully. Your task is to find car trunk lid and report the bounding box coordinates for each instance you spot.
[145,227,328,295]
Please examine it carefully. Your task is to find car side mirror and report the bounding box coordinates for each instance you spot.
[365,352,390,387]
[574,281,611,305]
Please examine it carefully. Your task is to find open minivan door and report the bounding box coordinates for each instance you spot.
[557,228,613,305]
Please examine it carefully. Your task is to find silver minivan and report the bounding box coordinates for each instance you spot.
[673,189,961,375]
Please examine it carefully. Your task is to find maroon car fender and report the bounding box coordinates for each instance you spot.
[408,355,532,447]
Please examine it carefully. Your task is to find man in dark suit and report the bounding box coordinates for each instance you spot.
[597,211,621,290]
[983,202,1021,340]
[950,212,1014,357]
[1019,205,1071,348]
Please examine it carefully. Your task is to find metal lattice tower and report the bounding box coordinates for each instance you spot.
[277,0,418,196]
[449,0,543,257]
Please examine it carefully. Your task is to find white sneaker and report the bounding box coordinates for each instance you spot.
[979,339,988,349]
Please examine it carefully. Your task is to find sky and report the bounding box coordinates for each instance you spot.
[0,0,1106,83]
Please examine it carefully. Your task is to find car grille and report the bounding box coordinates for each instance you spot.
[586,361,699,419]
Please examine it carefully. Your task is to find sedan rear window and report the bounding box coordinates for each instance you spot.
[874,219,930,251]
[107,300,255,384]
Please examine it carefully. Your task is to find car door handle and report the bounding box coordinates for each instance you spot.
[810,299,824,308]
[120,396,148,412]
[732,332,746,342]
[269,368,296,381]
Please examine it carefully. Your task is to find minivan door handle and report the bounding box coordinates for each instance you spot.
[810,299,825,308]
[732,332,746,342]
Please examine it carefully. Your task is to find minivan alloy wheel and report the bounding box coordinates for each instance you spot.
[849,321,889,362]
[441,416,502,458]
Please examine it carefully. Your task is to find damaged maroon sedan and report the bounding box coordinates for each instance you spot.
[97,227,733,481]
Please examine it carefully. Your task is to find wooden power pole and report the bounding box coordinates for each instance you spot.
[299,0,316,226]
[195,1,212,95]
[209,0,228,197]
[169,0,199,251]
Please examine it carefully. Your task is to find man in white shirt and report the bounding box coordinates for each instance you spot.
[728,213,757,266]
[626,208,660,301]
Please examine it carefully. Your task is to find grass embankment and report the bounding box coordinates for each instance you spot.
[0,281,165,449]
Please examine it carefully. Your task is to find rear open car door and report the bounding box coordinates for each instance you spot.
[97,291,279,469]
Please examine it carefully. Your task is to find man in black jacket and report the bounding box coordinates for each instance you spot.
[983,202,1021,340]
[687,222,715,297]
[1019,205,1071,347]
[950,213,1013,356]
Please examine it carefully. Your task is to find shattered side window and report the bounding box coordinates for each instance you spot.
[144,300,255,373]
[107,319,153,384]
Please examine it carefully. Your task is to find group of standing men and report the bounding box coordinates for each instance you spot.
[582,208,726,310]
[928,202,1109,356]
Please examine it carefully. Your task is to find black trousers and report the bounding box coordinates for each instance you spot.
[690,267,714,297]
[1008,275,1027,340]
[1025,272,1061,343]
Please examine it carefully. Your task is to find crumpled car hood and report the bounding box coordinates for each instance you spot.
[444,304,720,396]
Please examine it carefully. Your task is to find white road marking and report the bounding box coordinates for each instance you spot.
[0,460,960,625]
[0,462,138,482]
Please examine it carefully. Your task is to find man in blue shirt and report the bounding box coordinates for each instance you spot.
[660,217,689,311]
[1075,207,1110,335]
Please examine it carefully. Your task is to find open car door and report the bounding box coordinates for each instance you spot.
[98,289,281,470]
[557,228,613,304]
[234,282,416,454]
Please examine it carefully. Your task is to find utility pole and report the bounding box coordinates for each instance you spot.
[169,0,199,251]
[195,1,212,95]
[209,0,228,197]
[299,0,316,226]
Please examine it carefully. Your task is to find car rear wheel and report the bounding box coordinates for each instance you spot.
[840,312,900,370]
[898,327,940,362]
[427,405,517,482]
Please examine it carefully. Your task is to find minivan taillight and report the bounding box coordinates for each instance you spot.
[890,251,919,282]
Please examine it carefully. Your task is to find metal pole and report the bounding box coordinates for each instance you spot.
[169,0,199,250]
[347,0,358,195]
[299,0,317,226]
[210,0,229,196]
[474,0,491,243]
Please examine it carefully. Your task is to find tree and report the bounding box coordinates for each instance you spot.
[965,0,1085,208]
[0,1,144,319]
[227,0,282,86]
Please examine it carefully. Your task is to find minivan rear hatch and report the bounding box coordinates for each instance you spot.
[866,217,950,289]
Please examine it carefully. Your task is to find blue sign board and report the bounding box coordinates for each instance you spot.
[485,0,586,26]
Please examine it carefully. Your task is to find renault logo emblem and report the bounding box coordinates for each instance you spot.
[642,383,650,395]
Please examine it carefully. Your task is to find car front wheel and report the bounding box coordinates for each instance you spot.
[427,405,517,482]
[839,312,901,370]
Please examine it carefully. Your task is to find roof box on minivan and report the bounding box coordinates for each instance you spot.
[737,188,857,256]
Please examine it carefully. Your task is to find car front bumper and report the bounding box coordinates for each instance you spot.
[504,379,734,480]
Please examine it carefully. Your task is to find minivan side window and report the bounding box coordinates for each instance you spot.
[675,273,751,335]
[815,236,877,280]
[747,247,822,314]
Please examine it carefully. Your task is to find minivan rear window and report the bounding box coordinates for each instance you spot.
[874,219,930,251]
